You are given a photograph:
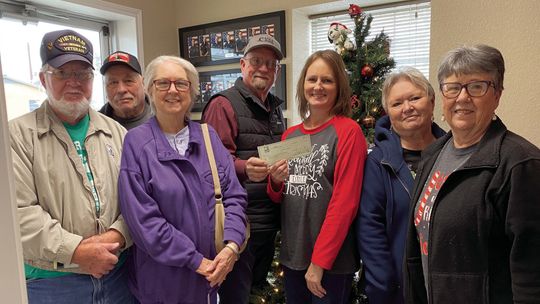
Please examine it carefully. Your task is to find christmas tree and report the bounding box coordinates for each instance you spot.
[328,4,395,144]
[249,233,285,303]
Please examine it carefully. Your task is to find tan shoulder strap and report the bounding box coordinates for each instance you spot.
[201,123,222,201]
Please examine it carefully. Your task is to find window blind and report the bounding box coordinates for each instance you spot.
[311,1,431,77]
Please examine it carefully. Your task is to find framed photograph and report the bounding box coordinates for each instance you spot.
[179,11,285,67]
[192,64,287,112]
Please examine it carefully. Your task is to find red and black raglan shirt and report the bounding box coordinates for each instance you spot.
[268,116,367,273]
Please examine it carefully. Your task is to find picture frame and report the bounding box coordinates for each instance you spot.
[193,64,287,112]
[179,11,286,67]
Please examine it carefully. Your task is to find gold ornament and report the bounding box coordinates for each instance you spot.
[362,115,376,128]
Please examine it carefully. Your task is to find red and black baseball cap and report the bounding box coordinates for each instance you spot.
[40,29,93,68]
[100,51,142,75]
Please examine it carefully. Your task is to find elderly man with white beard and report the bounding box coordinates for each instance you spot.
[9,29,135,303]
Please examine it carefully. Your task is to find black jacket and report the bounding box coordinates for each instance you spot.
[404,118,540,304]
[98,96,153,130]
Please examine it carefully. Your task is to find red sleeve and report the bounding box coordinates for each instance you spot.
[266,126,301,203]
[311,118,367,269]
[266,176,284,203]
[202,97,247,181]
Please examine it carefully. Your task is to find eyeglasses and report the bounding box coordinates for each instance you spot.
[45,69,94,81]
[153,79,191,92]
[244,57,280,70]
[440,80,495,98]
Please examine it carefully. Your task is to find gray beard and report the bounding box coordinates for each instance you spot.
[47,92,90,121]
[252,77,272,91]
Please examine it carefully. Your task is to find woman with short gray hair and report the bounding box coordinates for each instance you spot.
[356,67,445,304]
[404,44,540,303]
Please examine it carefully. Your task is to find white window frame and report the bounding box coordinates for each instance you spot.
[0,55,26,304]
[0,1,112,57]
[0,0,144,109]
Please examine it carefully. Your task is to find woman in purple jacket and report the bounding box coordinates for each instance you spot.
[118,55,248,304]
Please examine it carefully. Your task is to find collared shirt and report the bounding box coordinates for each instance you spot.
[164,125,190,156]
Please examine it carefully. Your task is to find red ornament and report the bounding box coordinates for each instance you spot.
[362,115,376,128]
[350,95,360,109]
[361,64,374,78]
[348,4,362,17]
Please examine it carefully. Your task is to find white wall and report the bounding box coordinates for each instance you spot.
[430,0,540,146]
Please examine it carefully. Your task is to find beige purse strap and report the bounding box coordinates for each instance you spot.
[201,124,222,201]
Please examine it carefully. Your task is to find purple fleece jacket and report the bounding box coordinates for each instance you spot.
[118,117,247,304]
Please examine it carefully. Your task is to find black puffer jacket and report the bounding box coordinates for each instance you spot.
[205,78,285,231]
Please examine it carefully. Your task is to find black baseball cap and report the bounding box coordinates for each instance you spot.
[100,51,142,75]
[40,29,93,68]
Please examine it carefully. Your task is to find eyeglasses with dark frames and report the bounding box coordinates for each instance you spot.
[45,69,94,81]
[153,79,191,92]
[244,56,280,70]
[440,80,495,98]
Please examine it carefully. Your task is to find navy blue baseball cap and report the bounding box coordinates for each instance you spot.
[40,29,93,68]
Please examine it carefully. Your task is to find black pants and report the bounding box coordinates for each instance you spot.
[283,266,354,304]
[218,230,277,304]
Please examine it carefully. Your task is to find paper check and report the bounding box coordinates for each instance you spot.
[257,135,312,165]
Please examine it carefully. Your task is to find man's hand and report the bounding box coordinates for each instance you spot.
[245,157,269,182]
[71,242,120,279]
[305,262,326,298]
[81,229,126,248]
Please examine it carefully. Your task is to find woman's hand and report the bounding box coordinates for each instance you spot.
[205,244,238,287]
[269,159,289,189]
[196,257,213,277]
[305,262,326,298]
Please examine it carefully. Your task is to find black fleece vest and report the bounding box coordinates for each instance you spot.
[207,84,285,231]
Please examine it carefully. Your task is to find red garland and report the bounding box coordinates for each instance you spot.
[348,4,362,17]
[350,94,360,109]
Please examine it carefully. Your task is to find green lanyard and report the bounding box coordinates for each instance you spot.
[63,115,101,216]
